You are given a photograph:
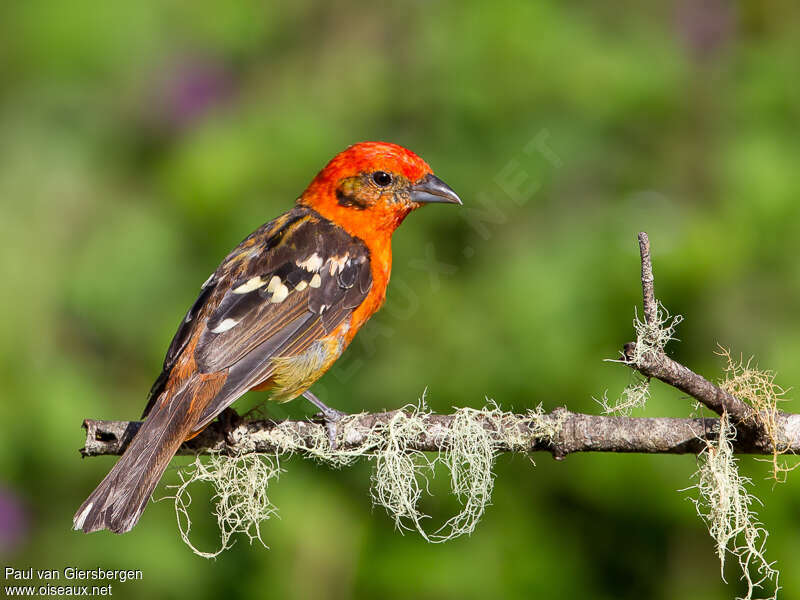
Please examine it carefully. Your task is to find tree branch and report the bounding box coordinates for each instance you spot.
[80,409,800,458]
[77,232,794,459]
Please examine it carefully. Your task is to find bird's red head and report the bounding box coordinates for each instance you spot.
[298,142,461,240]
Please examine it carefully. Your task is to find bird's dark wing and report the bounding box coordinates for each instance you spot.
[141,274,217,418]
[143,206,372,430]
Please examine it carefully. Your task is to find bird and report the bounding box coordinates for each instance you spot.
[73,141,462,534]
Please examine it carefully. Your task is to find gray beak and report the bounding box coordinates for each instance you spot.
[410,174,462,205]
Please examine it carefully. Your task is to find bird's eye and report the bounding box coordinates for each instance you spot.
[371,171,393,187]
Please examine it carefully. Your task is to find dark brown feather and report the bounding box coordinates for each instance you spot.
[74,370,225,533]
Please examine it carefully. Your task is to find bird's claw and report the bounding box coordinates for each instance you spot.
[302,390,348,450]
[219,407,244,447]
[314,407,347,450]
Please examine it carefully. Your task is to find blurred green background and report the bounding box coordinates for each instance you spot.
[2,1,800,598]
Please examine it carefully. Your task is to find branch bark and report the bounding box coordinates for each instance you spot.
[77,232,795,460]
[637,232,658,327]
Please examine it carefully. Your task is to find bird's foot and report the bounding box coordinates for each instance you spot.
[219,407,244,447]
[302,390,348,450]
[316,408,347,451]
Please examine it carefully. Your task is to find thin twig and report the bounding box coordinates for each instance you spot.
[626,233,757,427]
[638,232,658,326]
[623,347,756,425]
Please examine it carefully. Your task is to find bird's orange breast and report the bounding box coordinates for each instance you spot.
[344,235,392,345]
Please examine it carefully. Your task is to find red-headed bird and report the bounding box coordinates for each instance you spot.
[74,142,461,534]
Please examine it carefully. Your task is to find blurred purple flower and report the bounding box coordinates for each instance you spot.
[155,56,237,129]
[676,0,734,60]
[0,486,28,555]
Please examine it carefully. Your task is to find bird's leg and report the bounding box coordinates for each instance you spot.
[218,407,244,447]
[302,390,347,450]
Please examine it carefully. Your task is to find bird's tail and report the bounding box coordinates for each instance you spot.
[73,387,197,534]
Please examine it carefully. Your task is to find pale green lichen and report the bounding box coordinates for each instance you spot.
[369,403,435,537]
[170,452,283,559]
[630,302,683,366]
[429,406,496,542]
[499,402,565,451]
[686,413,779,600]
[597,376,651,416]
[717,346,795,483]
[170,397,563,556]
[601,302,682,416]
